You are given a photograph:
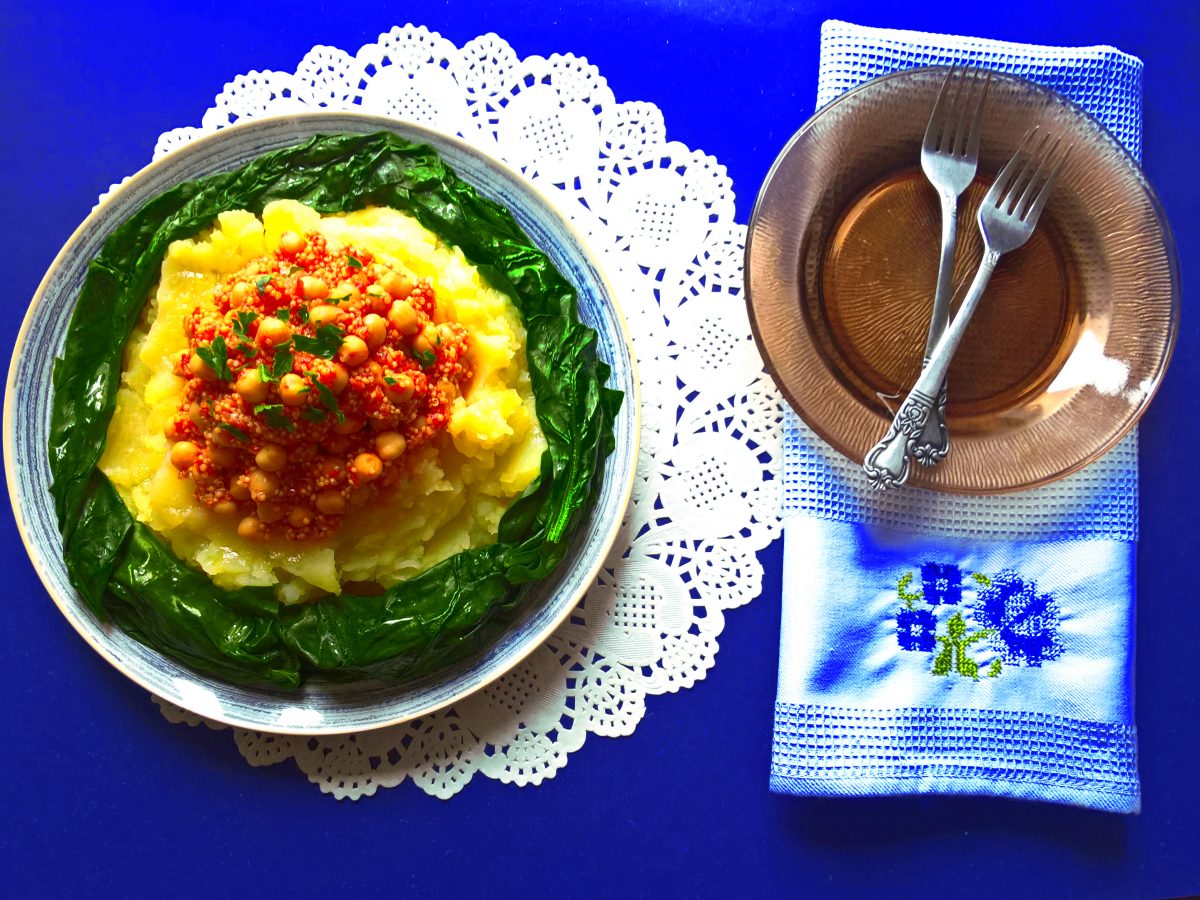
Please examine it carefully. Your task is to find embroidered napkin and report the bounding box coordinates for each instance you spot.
[772,21,1144,813]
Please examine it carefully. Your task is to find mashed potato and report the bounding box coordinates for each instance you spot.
[99,200,546,603]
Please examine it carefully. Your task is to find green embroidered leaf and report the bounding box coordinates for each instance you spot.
[346,254,363,269]
[217,422,250,444]
[253,403,295,433]
[255,274,273,294]
[292,324,344,360]
[305,371,345,423]
[195,336,232,382]
[972,572,992,587]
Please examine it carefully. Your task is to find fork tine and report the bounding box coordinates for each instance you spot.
[986,126,1040,207]
[924,66,957,153]
[1022,144,1071,224]
[1013,135,1063,218]
[942,67,969,153]
[964,70,991,160]
[951,67,980,156]
[1002,130,1052,212]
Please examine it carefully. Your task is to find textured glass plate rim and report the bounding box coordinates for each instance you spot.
[4,111,640,735]
[744,66,1180,494]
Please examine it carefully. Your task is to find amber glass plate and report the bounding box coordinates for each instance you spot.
[746,68,1178,493]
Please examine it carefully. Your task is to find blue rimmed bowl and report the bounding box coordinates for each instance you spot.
[5,113,638,735]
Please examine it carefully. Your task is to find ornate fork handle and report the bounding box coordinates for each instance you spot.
[864,249,1000,489]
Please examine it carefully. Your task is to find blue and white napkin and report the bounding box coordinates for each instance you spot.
[771,21,1145,813]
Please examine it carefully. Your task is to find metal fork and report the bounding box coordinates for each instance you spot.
[910,65,990,467]
[863,126,1070,489]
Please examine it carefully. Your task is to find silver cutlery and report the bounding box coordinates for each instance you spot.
[863,126,1070,489]
[911,66,990,466]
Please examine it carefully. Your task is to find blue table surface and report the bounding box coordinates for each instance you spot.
[3,2,1197,897]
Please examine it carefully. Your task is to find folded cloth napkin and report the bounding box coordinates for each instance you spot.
[772,20,1145,814]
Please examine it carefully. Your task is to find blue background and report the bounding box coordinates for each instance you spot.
[2,2,1197,897]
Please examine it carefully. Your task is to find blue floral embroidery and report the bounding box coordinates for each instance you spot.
[974,571,1065,667]
[893,563,1063,680]
[921,562,962,606]
[896,608,937,652]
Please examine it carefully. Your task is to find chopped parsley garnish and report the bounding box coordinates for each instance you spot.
[274,306,291,323]
[288,265,305,275]
[305,371,345,423]
[256,362,276,384]
[346,254,363,270]
[327,293,351,305]
[383,375,397,386]
[195,336,232,381]
[413,346,436,368]
[292,324,345,360]
[301,407,327,423]
[295,305,310,325]
[231,310,259,338]
[271,340,294,379]
[255,274,273,294]
[217,422,250,443]
[253,403,295,433]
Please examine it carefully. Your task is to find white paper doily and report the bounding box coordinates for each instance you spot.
[148,24,784,799]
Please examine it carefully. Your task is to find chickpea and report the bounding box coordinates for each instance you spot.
[164,420,183,442]
[309,304,342,328]
[315,489,347,515]
[337,334,370,368]
[379,269,414,300]
[322,435,352,454]
[287,506,315,528]
[256,316,292,348]
[439,379,459,403]
[256,500,286,524]
[235,369,270,405]
[188,402,205,427]
[213,500,239,516]
[386,373,415,403]
[237,516,267,541]
[187,354,216,381]
[209,445,238,468]
[279,373,309,406]
[255,443,288,472]
[412,330,436,361]
[363,314,387,350]
[387,299,419,336]
[328,363,349,395]
[230,481,251,501]
[249,468,280,502]
[436,323,458,346]
[365,287,391,315]
[333,416,362,436]
[353,452,383,482]
[333,281,361,305]
[301,276,329,300]
[231,282,254,308]
[169,441,198,470]
[375,431,407,461]
[211,427,238,448]
[279,231,307,255]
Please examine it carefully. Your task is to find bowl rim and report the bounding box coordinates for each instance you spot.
[744,65,1180,494]
[4,110,640,735]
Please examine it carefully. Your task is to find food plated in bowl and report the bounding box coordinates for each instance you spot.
[7,116,638,732]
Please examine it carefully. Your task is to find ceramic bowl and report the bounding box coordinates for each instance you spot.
[5,112,638,734]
